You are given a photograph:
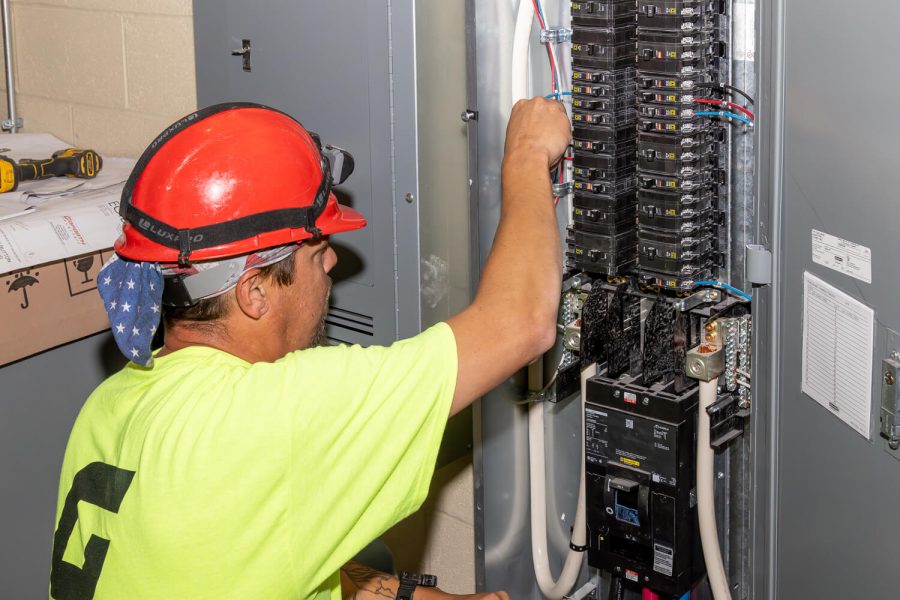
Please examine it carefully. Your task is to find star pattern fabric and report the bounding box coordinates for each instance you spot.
[98,255,164,367]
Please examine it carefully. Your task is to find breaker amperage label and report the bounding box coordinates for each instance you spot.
[585,406,678,484]
[653,544,675,576]
[812,229,872,284]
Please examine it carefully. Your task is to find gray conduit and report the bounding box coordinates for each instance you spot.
[2,0,20,133]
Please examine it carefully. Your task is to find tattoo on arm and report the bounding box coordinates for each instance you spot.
[341,562,398,599]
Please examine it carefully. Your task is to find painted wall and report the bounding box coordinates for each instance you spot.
[9,0,196,158]
[2,0,475,593]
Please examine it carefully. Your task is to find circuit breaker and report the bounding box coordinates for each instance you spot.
[584,373,702,596]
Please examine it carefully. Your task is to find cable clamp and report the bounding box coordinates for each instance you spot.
[568,541,588,553]
[540,27,572,44]
[552,181,573,197]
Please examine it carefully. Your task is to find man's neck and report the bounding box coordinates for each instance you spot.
[160,323,277,363]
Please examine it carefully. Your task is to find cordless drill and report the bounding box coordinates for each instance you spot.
[0,147,103,193]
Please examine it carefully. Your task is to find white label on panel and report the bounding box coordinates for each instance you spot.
[801,272,875,440]
[811,229,872,284]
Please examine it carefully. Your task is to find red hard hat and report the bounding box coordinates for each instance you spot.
[115,102,366,264]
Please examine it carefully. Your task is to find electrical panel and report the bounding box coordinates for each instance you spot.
[563,4,754,593]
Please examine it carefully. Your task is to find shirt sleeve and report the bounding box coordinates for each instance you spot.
[246,323,458,592]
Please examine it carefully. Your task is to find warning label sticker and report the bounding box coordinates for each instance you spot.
[653,544,674,576]
[811,229,872,284]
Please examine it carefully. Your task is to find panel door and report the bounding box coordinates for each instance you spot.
[774,0,900,597]
[192,0,421,345]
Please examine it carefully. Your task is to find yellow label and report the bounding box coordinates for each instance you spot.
[666,152,676,160]
[620,457,641,467]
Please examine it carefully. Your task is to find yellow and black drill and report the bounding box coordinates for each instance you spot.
[0,147,103,193]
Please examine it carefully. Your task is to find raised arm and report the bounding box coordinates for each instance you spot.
[446,97,571,415]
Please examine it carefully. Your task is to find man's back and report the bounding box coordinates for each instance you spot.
[50,326,457,599]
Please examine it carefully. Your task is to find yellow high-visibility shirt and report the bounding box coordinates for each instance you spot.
[50,323,457,599]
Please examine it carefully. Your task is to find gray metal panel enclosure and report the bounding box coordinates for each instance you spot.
[771,0,900,597]
[192,0,423,346]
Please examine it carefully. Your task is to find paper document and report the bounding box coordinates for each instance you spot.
[801,272,875,439]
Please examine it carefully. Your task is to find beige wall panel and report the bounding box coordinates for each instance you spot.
[66,0,192,16]
[14,6,126,108]
[423,514,476,594]
[18,94,73,142]
[10,0,67,7]
[72,105,171,158]
[428,456,474,526]
[124,14,196,116]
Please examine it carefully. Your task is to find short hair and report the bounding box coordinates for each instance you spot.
[162,252,297,329]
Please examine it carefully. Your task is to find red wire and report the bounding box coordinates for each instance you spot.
[695,98,755,120]
[530,0,559,94]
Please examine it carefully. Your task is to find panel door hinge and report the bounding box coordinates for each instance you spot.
[745,244,772,286]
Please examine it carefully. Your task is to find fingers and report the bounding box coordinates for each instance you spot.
[505,97,572,168]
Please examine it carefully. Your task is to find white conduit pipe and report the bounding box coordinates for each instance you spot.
[528,362,594,599]
[697,378,732,600]
[511,0,534,103]
[513,2,588,595]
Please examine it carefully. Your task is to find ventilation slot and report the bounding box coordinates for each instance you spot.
[326,306,375,343]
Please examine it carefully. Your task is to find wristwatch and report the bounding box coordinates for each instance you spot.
[397,571,438,600]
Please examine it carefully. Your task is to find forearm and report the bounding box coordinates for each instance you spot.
[445,97,570,413]
[340,562,507,600]
[488,149,562,330]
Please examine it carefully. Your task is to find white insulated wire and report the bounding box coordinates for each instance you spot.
[697,378,733,600]
[527,362,593,599]
[511,0,534,104]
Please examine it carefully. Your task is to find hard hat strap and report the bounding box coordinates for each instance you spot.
[123,203,323,266]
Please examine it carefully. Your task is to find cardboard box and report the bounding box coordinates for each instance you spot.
[0,249,113,366]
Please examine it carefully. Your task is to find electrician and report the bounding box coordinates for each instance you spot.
[49,97,570,600]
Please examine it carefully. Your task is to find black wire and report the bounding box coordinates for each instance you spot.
[608,575,626,600]
[721,84,755,105]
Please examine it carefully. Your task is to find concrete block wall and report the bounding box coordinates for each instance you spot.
[3,0,476,592]
[8,0,197,158]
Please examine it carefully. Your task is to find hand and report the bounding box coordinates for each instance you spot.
[503,97,572,169]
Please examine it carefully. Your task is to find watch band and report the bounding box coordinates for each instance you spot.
[397,571,438,600]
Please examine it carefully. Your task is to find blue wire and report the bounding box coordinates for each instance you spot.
[693,280,753,302]
[694,110,754,127]
[677,592,691,600]
[545,91,572,99]
[534,0,546,24]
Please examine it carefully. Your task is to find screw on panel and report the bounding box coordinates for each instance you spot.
[405,193,415,204]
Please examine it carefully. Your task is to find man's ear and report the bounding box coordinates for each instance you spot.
[234,269,269,320]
